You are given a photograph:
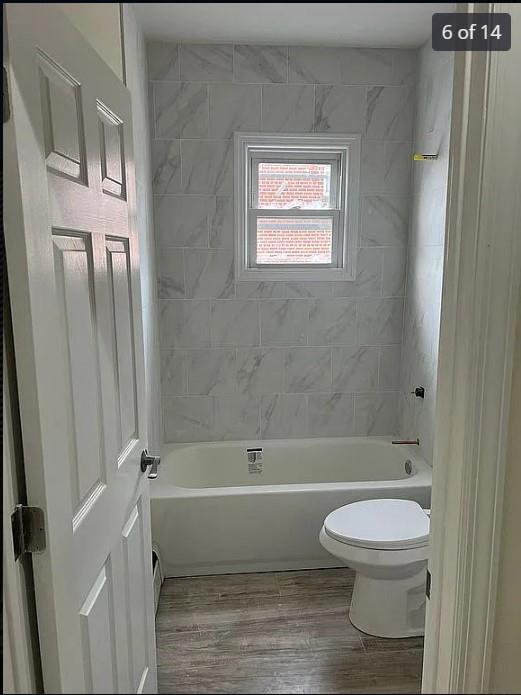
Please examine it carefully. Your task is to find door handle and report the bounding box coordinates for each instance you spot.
[141,450,160,479]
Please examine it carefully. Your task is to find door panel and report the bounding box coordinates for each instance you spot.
[79,564,118,693]
[98,103,126,199]
[38,51,87,182]
[122,502,151,693]
[4,5,157,692]
[106,239,138,452]
[53,233,106,512]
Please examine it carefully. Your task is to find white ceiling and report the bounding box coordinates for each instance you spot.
[133,3,456,48]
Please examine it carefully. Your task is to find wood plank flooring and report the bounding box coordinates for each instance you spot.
[156,568,423,694]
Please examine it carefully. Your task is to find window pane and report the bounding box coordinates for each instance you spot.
[257,162,333,210]
[256,217,333,265]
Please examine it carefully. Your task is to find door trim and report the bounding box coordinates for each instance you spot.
[422,3,521,692]
[3,348,40,694]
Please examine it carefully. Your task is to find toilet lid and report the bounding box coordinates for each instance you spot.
[324,499,430,550]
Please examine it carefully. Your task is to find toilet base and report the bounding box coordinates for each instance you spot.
[349,567,427,638]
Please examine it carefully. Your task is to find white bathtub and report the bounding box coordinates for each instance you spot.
[150,437,432,577]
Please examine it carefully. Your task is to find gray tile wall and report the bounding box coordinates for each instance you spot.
[147,42,417,442]
[399,46,454,463]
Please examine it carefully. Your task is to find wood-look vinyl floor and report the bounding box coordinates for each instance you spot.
[156,568,423,694]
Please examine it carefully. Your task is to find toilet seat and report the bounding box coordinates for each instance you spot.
[323,499,429,550]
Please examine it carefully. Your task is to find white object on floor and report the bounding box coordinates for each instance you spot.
[319,498,430,638]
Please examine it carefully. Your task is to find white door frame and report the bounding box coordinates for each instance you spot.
[3,349,39,694]
[422,3,521,692]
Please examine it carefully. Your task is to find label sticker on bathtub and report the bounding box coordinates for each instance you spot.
[246,447,262,473]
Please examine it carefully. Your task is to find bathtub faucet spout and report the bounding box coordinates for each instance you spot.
[391,438,420,445]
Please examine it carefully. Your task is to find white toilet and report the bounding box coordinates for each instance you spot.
[319,498,430,638]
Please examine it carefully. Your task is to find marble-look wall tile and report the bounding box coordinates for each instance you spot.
[209,84,261,138]
[213,395,260,439]
[147,41,180,81]
[157,248,185,299]
[211,300,259,346]
[366,86,415,140]
[182,140,233,195]
[407,244,444,326]
[154,82,208,138]
[379,345,402,390]
[154,194,211,248]
[409,181,448,247]
[360,196,409,247]
[161,349,187,394]
[393,50,418,86]
[355,392,399,435]
[314,86,365,132]
[180,44,233,82]
[184,249,234,299]
[401,302,438,397]
[415,49,452,154]
[332,247,383,298]
[234,45,288,83]
[209,196,234,249]
[308,393,355,437]
[236,348,285,395]
[357,298,404,345]
[149,41,417,443]
[399,390,416,443]
[360,141,385,194]
[285,282,333,298]
[163,395,213,442]
[382,247,407,297]
[384,142,412,195]
[236,281,287,299]
[308,298,357,345]
[339,48,394,85]
[415,391,436,464]
[332,346,379,392]
[260,394,307,438]
[152,140,182,194]
[284,347,331,393]
[186,349,236,395]
[288,46,341,84]
[260,300,308,346]
[262,85,314,132]
[160,300,211,349]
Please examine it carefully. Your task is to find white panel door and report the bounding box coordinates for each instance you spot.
[4,5,157,693]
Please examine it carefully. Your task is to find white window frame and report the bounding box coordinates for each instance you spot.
[234,132,361,282]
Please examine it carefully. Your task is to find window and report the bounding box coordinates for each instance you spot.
[235,133,360,282]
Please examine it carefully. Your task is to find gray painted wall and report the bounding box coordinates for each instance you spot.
[147,42,418,443]
[399,45,453,464]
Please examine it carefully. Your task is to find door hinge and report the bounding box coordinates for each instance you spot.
[11,504,46,561]
[3,66,11,123]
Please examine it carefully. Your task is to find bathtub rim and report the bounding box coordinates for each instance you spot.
[151,436,432,499]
